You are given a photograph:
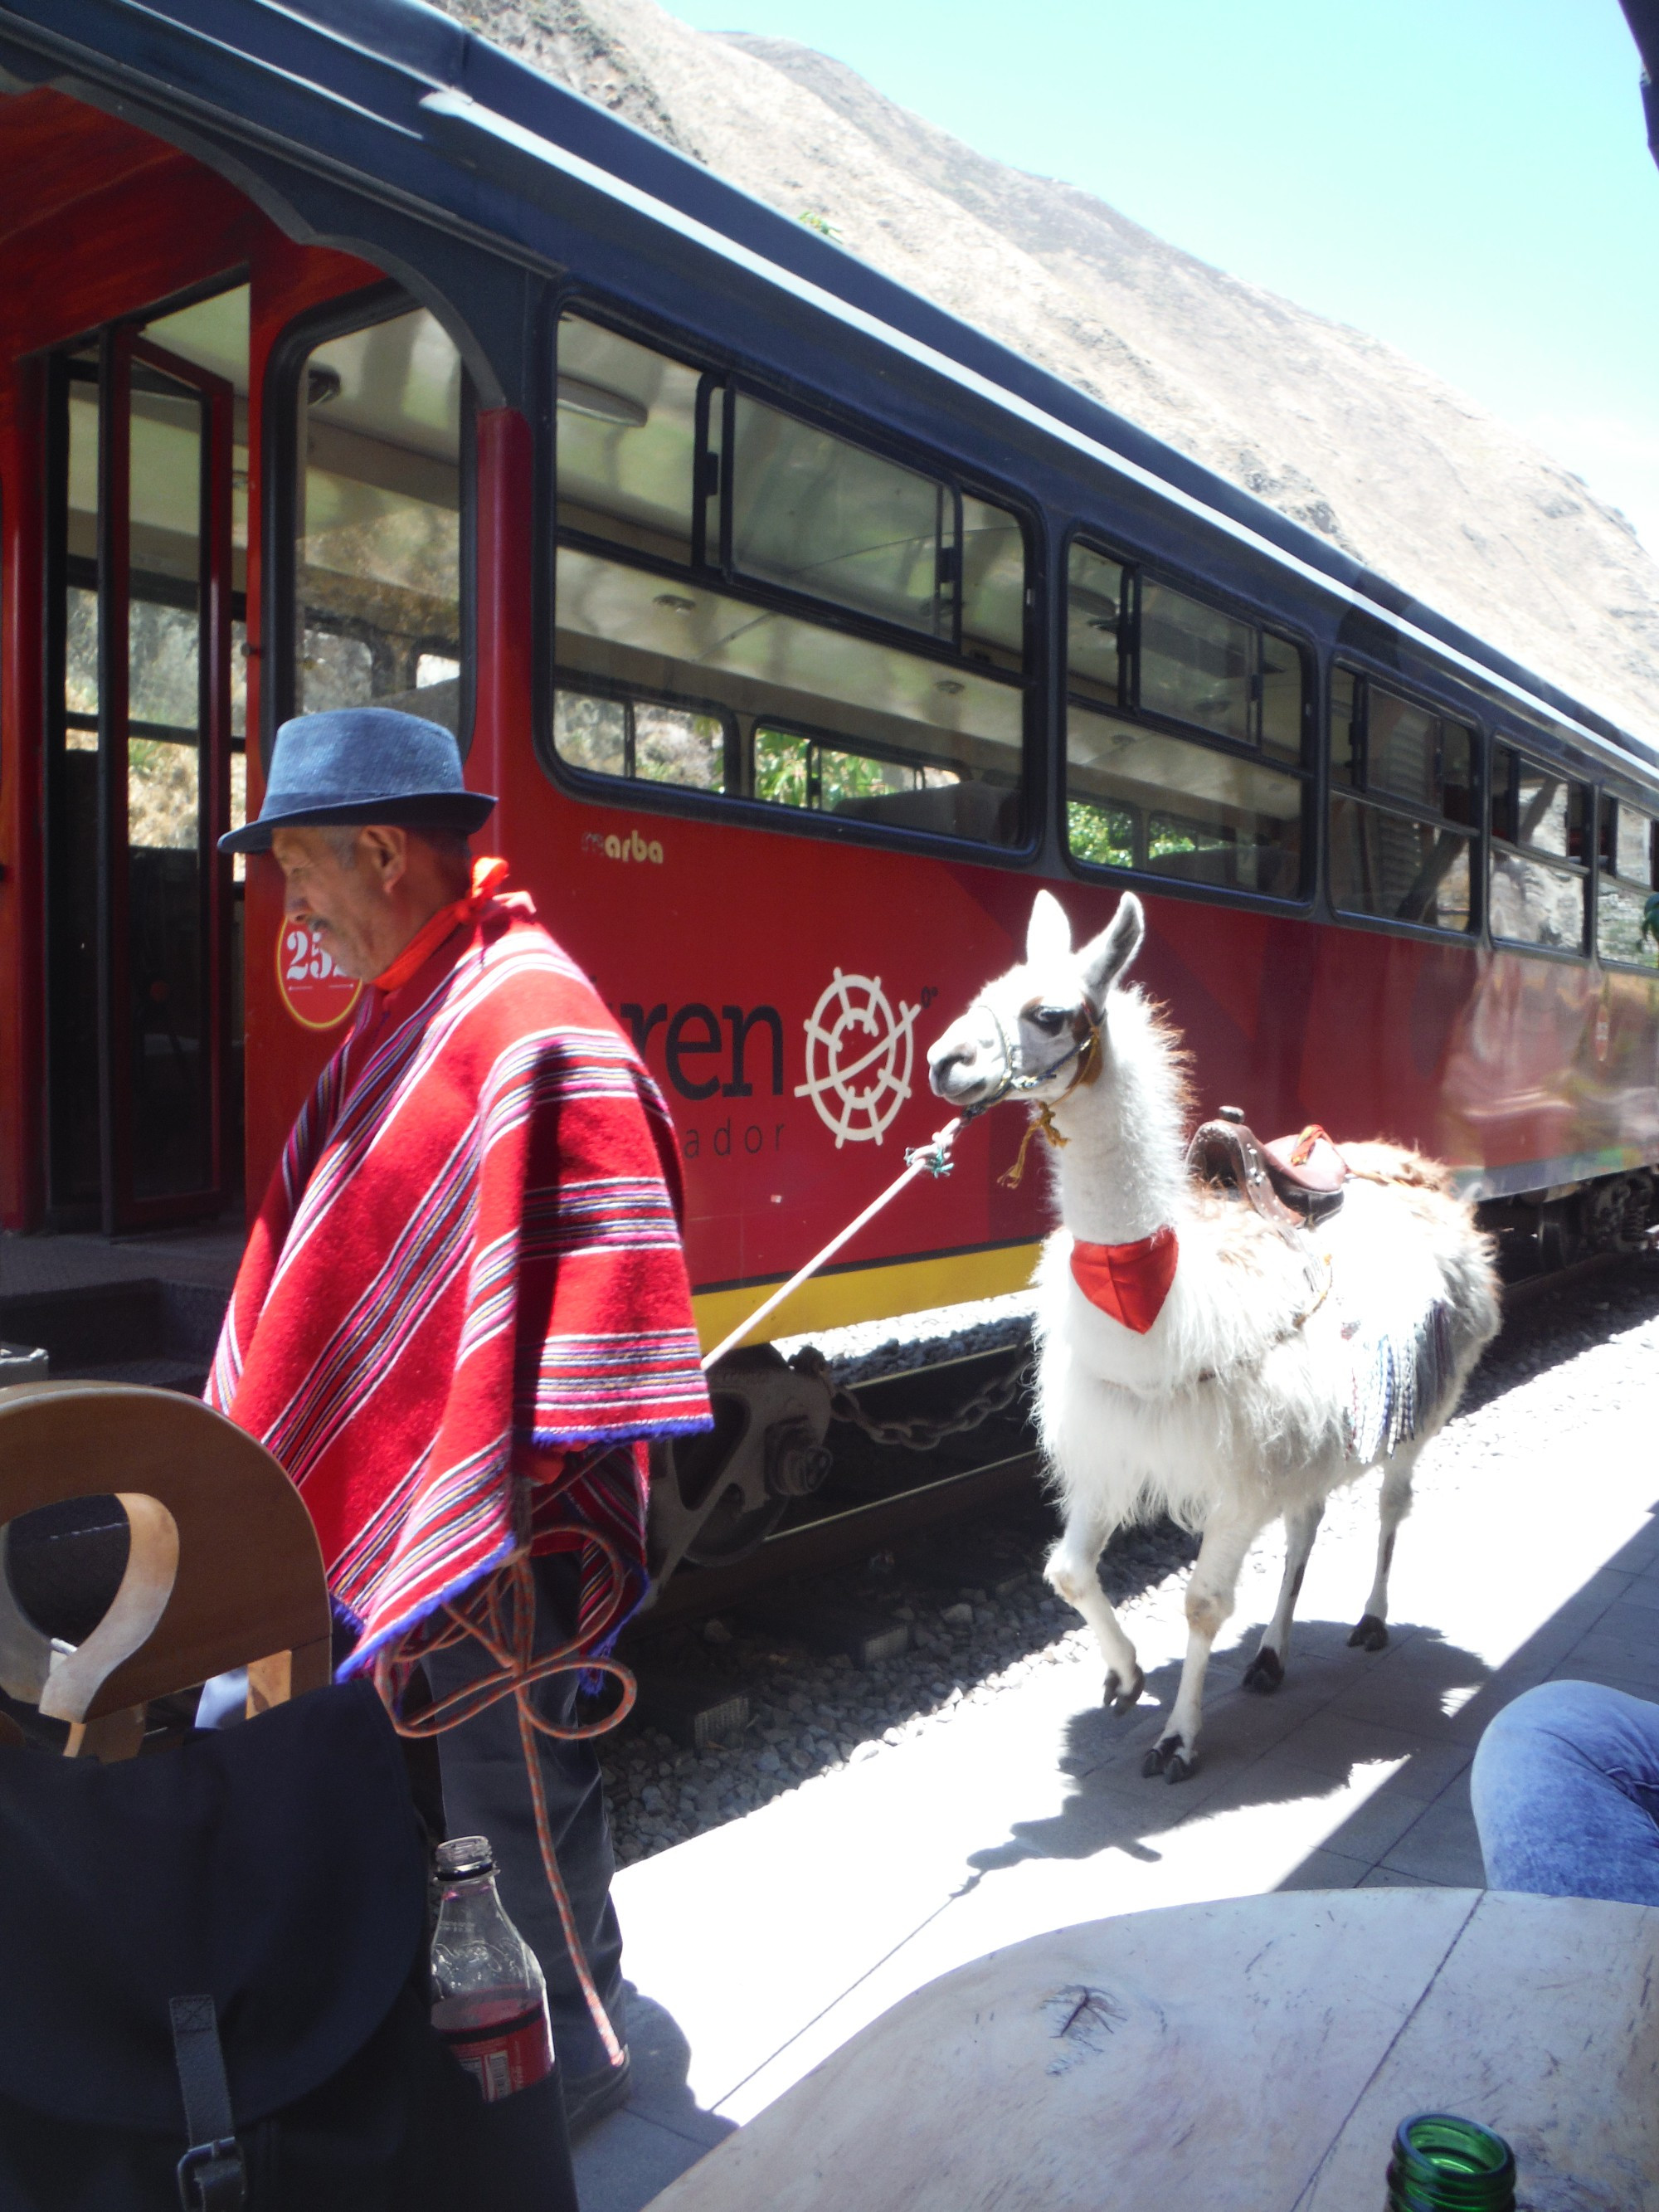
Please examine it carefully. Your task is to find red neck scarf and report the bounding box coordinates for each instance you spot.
[372,855,513,996]
[1070,1225,1179,1333]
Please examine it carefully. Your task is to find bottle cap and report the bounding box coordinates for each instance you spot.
[435,1835,495,1880]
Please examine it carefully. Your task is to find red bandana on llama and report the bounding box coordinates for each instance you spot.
[207,864,712,1674]
[1070,1226,1179,1333]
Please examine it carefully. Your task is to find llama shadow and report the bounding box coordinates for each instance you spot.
[966,1615,1490,1873]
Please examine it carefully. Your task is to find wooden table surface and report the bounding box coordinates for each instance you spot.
[646,1888,1659,2210]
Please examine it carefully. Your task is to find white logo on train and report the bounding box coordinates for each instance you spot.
[795,969,919,1148]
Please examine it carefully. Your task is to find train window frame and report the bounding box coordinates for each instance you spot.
[539,290,1041,867]
[1486,736,1592,962]
[1060,524,1316,914]
[263,279,477,768]
[1324,663,1481,943]
[1593,785,1659,972]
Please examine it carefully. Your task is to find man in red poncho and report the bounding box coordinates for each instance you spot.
[213,705,711,2132]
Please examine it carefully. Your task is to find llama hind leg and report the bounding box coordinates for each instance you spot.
[1242,1498,1325,1694]
[1351,1449,1419,1652]
[1143,1504,1262,1784]
[1045,1510,1144,1714]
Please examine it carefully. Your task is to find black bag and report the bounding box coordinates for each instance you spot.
[0,1681,577,2211]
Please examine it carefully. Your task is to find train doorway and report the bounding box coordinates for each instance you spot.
[43,284,246,1231]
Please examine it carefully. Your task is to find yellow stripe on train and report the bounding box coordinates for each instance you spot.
[691,1243,1043,1357]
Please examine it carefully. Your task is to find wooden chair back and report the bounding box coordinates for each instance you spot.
[0,1381,330,1760]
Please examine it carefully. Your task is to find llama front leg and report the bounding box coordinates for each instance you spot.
[1241,1498,1325,1694]
[1350,1449,1418,1651]
[1045,1508,1145,1714]
[1143,1504,1261,1784]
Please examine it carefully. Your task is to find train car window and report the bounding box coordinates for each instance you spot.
[729,394,955,643]
[1488,742,1589,954]
[554,689,727,790]
[1064,542,1309,898]
[553,549,1020,838]
[1066,709,1302,893]
[293,307,465,733]
[1261,631,1304,763]
[1595,794,1659,969]
[1326,670,1475,933]
[1067,547,1125,709]
[635,702,725,790]
[1138,579,1253,743]
[1331,666,1359,783]
[552,314,1028,846]
[960,494,1026,670]
[557,315,699,563]
[552,691,628,777]
[754,724,964,812]
[141,287,253,855]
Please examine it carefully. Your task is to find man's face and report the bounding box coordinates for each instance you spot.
[271,826,390,982]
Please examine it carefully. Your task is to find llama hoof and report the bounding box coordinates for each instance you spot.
[1348,1614,1389,1652]
[1141,1734,1190,1780]
[1103,1664,1145,1715]
[1242,1649,1284,1695]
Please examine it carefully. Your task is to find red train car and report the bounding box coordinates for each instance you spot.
[2,2,1656,1514]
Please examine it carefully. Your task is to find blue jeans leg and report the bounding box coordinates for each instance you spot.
[1471,1678,1659,1904]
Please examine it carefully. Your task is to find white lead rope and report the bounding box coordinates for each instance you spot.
[699,1119,965,1372]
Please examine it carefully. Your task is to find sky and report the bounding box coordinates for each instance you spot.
[654,0,1659,551]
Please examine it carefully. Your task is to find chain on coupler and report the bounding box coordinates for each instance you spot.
[791,1343,1034,1454]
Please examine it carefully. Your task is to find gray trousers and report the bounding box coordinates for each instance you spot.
[422,1552,626,2081]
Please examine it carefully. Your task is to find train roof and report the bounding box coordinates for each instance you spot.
[1621,0,1659,167]
[6,0,1657,782]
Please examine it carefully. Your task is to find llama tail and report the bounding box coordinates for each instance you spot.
[1346,1299,1455,1464]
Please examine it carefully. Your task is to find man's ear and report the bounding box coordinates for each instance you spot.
[360,824,409,891]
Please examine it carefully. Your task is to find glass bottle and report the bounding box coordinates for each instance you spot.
[1386,2112,1517,2210]
[431,1834,556,2102]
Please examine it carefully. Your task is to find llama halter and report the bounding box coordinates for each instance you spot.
[960,998,1102,1188]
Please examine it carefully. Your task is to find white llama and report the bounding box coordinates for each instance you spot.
[927,889,1501,1781]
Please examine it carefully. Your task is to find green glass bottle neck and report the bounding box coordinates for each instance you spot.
[1385,2112,1516,2211]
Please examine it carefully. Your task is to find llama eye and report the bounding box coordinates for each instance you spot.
[1028,1006,1069,1035]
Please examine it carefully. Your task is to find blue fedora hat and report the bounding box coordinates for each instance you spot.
[220,708,496,855]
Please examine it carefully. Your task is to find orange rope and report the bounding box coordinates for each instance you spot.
[375,1533,636,2069]
[1288,1123,1334,1167]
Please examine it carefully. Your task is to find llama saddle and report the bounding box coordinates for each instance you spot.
[1186,1111,1347,1229]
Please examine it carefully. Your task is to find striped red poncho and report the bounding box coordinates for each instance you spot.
[208,872,711,1674]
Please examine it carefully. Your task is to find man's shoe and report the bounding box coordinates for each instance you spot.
[562,2050,631,2138]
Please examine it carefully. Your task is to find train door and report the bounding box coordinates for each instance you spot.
[44,287,245,1231]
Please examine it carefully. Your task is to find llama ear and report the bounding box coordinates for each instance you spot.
[1025,889,1073,967]
[1078,893,1145,1012]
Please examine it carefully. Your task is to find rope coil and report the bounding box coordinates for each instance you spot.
[377,1531,636,2068]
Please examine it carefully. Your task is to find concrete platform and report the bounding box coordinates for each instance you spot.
[0,1224,241,1388]
[577,1341,1659,2210]
[0,1222,242,1299]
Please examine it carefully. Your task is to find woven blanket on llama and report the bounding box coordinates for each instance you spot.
[1337,1269,1456,1467]
[207,887,712,1674]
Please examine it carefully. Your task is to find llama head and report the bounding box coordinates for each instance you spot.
[927,889,1145,1108]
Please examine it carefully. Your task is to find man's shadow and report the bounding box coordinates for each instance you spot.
[966,1615,1491,1873]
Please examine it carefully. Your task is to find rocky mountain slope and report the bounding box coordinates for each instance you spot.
[439,0,1659,746]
